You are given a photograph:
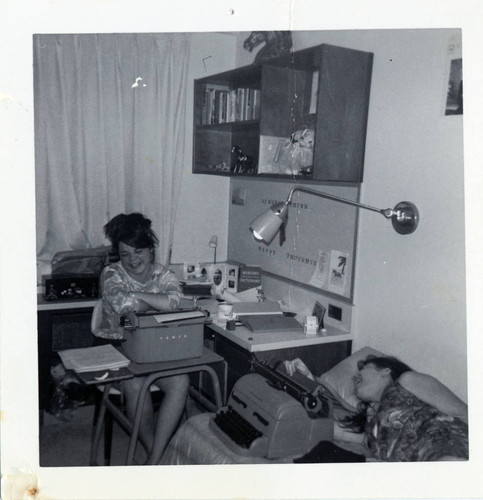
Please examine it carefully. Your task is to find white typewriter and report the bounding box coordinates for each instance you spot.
[209,361,334,459]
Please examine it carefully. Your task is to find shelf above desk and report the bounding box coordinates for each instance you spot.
[208,320,353,353]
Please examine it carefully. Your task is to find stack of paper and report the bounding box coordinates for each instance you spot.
[152,310,207,324]
[58,344,130,373]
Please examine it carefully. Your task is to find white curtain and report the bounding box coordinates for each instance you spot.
[34,33,190,278]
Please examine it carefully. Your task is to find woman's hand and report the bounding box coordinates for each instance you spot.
[281,358,315,381]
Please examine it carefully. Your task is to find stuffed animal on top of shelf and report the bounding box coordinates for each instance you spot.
[243,31,293,64]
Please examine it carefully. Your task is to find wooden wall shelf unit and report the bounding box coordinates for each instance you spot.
[193,44,373,183]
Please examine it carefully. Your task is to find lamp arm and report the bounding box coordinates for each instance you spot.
[286,186,393,218]
[285,185,419,235]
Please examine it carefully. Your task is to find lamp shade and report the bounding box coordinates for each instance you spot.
[209,235,218,248]
[249,202,288,244]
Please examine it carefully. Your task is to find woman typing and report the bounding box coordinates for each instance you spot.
[94,212,189,464]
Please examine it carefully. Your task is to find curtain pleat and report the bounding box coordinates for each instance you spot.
[34,33,190,280]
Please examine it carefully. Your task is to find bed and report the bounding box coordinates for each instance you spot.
[161,347,468,464]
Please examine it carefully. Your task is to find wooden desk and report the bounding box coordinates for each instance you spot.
[206,320,352,395]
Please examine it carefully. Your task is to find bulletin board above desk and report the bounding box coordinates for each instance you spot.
[227,178,360,301]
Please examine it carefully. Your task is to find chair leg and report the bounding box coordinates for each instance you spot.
[104,410,113,466]
[90,384,111,466]
[90,395,101,466]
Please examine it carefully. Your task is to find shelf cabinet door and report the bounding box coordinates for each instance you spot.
[260,65,309,138]
[313,45,373,182]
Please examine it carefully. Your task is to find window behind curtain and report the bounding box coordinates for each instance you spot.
[34,33,190,282]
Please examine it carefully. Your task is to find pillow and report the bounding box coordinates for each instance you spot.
[319,347,385,412]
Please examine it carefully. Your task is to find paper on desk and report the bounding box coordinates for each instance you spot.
[232,287,261,302]
[58,344,130,373]
[152,309,207,323]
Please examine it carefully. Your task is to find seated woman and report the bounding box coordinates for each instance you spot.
[94,212,189,465]
[283,355,468,462]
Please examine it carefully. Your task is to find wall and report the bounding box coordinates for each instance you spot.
[170,33,237,264]
[235,30,467,400]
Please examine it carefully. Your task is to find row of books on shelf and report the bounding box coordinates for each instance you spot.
[201,84,261,125]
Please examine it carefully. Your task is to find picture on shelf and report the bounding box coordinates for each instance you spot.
[258,132,314,176]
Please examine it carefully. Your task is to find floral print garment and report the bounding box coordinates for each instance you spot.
[365,381,468,461]
[96,262,182,340]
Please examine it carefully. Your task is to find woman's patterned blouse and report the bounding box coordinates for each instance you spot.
[365,381,468,461]
[95,261,182,340]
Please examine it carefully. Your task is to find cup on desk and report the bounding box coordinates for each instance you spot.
[218,302,234,322]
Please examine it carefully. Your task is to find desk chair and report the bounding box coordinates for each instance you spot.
[89,301,226,466]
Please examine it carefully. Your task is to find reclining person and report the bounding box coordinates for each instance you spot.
[283,355,468,462]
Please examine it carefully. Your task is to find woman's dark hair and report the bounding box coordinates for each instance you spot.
[357,355,412,382]
[338,355,412,433]
[104,213,159,257]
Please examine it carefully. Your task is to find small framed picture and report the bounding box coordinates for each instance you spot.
[444,35,462,116]
[312,301,326,331]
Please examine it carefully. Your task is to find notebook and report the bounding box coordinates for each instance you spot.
[58,344,131,373]
[240,314,304,333]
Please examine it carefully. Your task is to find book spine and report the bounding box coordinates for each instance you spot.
[238,265,262,292]
[253,89,261,120]
[236,88,243,122]
[245,89,253,121]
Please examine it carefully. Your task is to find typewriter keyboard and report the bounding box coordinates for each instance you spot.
[213,406,263,449]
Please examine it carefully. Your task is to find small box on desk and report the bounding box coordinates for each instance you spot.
[121,311,209,363]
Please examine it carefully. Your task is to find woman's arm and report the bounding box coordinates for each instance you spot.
[130,291,173,312]
[102,264,182,314]
[399,371,468,422]
[101,266,138,315]
[281,358,315,380]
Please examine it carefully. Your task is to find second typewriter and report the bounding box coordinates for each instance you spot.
[209,362,334,459]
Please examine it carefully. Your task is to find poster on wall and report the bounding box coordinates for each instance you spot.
[328,250,349,295]
[445,58,462,115]
[444,35,463,116]
[308,250,329,289]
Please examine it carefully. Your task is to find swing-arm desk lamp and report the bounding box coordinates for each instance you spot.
[249,185,419,244]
